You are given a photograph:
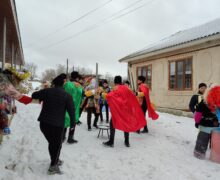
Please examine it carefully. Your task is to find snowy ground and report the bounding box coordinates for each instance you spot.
[0,102,220,180]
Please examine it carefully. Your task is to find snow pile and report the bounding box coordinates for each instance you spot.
[0,103,220,180]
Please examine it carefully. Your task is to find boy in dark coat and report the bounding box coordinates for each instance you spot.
[189,83,207,114]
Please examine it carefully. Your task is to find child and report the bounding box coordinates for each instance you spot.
[194,85,220,159]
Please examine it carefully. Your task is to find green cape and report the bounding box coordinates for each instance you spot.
[64,81,82,127]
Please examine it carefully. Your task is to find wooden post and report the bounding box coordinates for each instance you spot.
[11,43,15,67]
[2,17,7,70]
[14,48,18,68]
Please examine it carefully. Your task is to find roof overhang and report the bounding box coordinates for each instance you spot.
[10,0,24,65]
[0,0,24,66]
[119,34,220,64]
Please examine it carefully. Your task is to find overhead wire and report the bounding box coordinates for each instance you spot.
[40,0,157,49]
[27,0,113,47]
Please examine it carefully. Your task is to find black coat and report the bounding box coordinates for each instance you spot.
[189,94,202,113]
[32,87,75,128]
[196,100,219,127]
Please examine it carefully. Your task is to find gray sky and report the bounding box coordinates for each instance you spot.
[16,0,220,77]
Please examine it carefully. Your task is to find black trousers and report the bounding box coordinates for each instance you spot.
[87,107,99,128]
[109,120,129,144]
[141,106,148,130]
[80,97,88,117]
[194,131,211,155]
[63,124,76,140]
[40,122,64,166]
[100,103,109,122]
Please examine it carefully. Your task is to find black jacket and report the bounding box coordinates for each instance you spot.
[32,87,75,128]
[189,94,202,113]
[196,100,219,127]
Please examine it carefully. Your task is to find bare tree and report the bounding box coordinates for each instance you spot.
[74,66,93,75]
[25,62,38,80]
[56,64,66,75]
[41,69,56,82]
[104,72,114,84]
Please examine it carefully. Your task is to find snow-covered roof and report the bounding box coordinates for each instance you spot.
[120,18,220,62]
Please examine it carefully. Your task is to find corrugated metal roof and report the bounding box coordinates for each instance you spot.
[120,18,220,62]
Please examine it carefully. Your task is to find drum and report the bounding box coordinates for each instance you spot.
[210,128,220,164]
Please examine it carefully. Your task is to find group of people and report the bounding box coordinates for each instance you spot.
[11,71,157,175]
[3,66,220,175]
[189,83,220,160]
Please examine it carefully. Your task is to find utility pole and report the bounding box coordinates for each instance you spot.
[66,58,69,79]
[95,63,99,89]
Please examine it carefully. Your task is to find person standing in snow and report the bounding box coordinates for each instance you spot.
[189,83,207,113]
[84,78,99,131]
[103,76,146,148]
[193,100,219,159]
[193,84,220,159]
[99,80,111,123]
[32,74,75,175]
[136,76,159,133]
[63,71,83,144]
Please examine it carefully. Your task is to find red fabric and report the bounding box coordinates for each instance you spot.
[106,85,146,132]
[18,95,32,105]
[139,84,159,120]
[206,86,220,112]
[0,104,6,110]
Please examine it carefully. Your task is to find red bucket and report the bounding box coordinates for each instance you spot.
[210,128,220,164]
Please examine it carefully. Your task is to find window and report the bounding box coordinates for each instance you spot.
[169,58,192,90]
[137,65,152,89]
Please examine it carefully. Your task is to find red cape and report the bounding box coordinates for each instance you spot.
[139,84,159,120]
[106,85,146,132]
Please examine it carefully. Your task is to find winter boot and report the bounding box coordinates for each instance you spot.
[124,141,130,147]
[48,165,63,175]
[194,150,205,160]
[103,141,114,148]
[141,126,149,133]
[67,138,78,144]
[57,160,64,166]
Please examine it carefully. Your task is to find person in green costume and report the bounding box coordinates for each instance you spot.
[63,71,83,144]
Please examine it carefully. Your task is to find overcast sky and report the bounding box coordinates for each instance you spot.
[16,0,220,77]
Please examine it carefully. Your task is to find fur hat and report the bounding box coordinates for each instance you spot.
[114,76,122,85]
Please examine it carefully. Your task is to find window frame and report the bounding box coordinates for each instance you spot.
[168,57,193,91]
[136,64,152,90]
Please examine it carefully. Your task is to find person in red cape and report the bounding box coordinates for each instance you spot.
[103,76,146,148]
[137,76,159,133]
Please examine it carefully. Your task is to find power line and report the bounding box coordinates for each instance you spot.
[27,0,113,47]
[40,0,156,49]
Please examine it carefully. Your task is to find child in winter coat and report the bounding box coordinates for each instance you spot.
[194,99,219,159]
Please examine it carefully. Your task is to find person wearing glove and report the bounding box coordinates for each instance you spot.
[99,80,111,123]
[32,74,75,175]
[84,80,99,131]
